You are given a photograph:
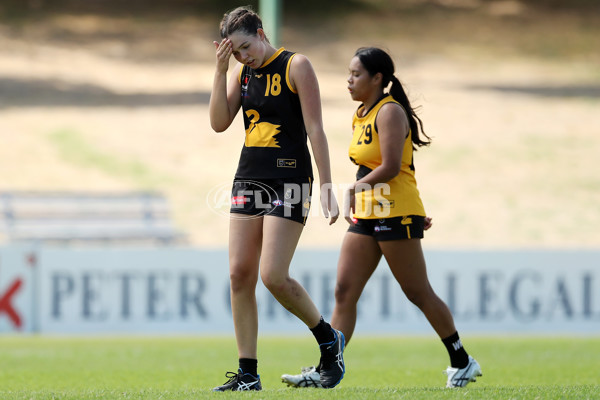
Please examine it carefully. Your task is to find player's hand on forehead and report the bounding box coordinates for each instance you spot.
[213,38,233,71]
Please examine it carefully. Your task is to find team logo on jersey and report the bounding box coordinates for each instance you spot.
[244,109,281,148]
[277,159,296,168]
[241,74,252,97]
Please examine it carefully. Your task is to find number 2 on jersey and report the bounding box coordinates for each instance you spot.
[264,73,282,96]
[357,124,373,145]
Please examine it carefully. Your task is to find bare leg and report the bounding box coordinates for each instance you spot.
[259,216,321,328]
[229,216,263,359]
[331,232,382,344]
[379,239,457,338]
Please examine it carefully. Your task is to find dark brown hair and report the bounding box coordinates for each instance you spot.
[220,6,265,39]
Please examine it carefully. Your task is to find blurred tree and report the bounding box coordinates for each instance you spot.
[0,0,364,18]
[0,0,597,19]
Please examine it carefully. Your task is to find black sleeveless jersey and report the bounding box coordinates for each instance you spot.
[235,48,313,179]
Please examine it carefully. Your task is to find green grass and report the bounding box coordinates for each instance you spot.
[0,336,598,399]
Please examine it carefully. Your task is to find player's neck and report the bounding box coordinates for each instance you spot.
[361,91,384,116]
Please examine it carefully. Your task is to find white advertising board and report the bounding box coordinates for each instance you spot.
[37,248,233,334]
[354,250,600,334]
[1,246,599,335]
[0,246,36,333]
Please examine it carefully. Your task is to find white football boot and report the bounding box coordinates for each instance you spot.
[444,356,482,388]
[281,366,323,388]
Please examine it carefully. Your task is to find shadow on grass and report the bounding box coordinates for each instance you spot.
[0,76,210,108]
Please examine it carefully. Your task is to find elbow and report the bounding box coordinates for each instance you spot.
[381,163,401,180]
[210,120,229,133]
[209,110,233,132]
[211,124,226,133]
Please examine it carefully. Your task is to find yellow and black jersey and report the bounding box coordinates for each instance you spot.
[235,48,313,179]
[348,94,425,219]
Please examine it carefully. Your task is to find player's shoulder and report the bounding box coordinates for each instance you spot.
[289,53,316,80]
[376,99,409,134]
[379,97,406,117]
[289,52,313,68]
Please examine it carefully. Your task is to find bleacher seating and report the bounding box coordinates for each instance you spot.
[0,191,186,245]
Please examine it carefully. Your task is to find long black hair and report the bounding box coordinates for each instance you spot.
[354,47,431,149]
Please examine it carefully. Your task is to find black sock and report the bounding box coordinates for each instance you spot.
[239,358,258,377]
[441,331,469,369]
[310,316,335,345]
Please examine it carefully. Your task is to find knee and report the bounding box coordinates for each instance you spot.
[229,264,257,294]
[334,281,354,307]
[402,285,433,308]
[260,271,288,296]
[403,289,423,307]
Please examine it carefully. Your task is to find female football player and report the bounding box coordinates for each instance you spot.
[209,6,344,391]
[282,47,481,389]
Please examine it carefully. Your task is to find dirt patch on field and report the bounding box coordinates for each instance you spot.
[1,4,599,249]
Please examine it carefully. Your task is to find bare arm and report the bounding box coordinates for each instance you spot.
[345,103,407,223]
[289,54,338,225]
[209,39,242,132]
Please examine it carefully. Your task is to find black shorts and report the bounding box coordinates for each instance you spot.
[348,215,425,241]
[230,177,312,225]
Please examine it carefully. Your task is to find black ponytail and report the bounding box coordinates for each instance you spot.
[355,47,431,149]
[388,75,430,148]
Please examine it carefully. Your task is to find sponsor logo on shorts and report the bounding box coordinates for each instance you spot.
[206,180,279,219]
[231,196,249,205]
[272,200,294,208]
[375,224,392,232]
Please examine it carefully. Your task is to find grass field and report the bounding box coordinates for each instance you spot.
[1,335,598,399]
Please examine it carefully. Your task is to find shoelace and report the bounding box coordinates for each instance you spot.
[301,366,315,374]
[222,371,239,384]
